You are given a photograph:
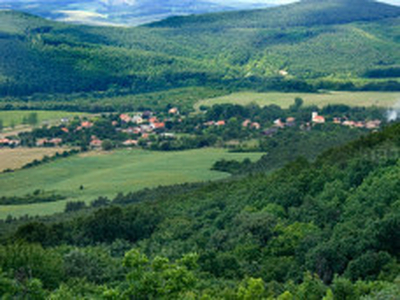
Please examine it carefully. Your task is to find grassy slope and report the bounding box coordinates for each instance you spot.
[0,110,85,127]
[196,91,400,109]
[0,148,263,218]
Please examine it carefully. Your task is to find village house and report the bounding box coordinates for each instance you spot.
[81,121,93,129]
[204,121,215,126]
[120,114,132,123]
[132,115,144,124]
[160,133,175,138]
[242,119,251,127]
[36,138,49,147]
[333,117,342,124]
[90,139,102,148]
[49,138,63,146]
[279,70,289,77]
[149,117,158,124]
[312,112,325,124]
[273,119,285,128]
[250,122,261,130]
[365,120,381,130]
[342,120,356,127]
[151,122,165,130]
[61,127,69,133]
[216,120,226,126]
[123,140,138,147]
[0,138,11,146]
[140,125,153,133]
[286,117,296,127]
[168,107,179,115]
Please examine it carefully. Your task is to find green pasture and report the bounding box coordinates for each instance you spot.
[195,91,400,110]
[0,110,86,128]
[0,148,263,218]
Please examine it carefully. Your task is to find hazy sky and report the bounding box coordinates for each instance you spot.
[212,0,399,5]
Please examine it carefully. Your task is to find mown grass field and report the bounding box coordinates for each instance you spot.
[0,148,71,172]
[195,91,400,109]
[0,148,263,219]
[0,110,86,128]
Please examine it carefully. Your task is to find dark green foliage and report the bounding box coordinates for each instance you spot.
[64,201,86,213]
[0,191,65,205]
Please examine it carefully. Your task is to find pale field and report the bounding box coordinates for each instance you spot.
[195,91,400,109]
[0,147,70,172]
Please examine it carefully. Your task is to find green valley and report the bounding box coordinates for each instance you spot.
[0,0,400,298]
[0,148,263,218]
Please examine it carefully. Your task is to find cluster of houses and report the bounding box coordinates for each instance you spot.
[0,138,20,147]
[261,112,382,137]
[0,108,384,149]
[89,109,180,149]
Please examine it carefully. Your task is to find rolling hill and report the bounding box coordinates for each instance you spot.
[1,112,400,298]
[0,0,399,99]
[0,0,273,26]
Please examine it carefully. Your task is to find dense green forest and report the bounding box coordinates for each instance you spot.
[1,121,400,298]
[0,0,399,100]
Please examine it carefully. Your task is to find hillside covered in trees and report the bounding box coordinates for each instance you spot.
[0,0,399,99]
[1,120,400,298]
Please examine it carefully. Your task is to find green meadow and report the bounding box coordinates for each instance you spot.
[0,110,86,128]
[196,91,400,110]
[0,148,263,218]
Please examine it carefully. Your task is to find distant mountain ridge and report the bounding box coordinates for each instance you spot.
[149,0,400,28]
[0,0,274,26]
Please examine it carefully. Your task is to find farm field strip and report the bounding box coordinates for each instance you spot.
[195,91,400,109]
[0,148,263,219]
[0,147,71,172]
[0,110,87,128]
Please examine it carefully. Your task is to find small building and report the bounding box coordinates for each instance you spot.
[279,70,289,77]
[0,138,11,146]
[81,121,93,129]
[49,138,63,146]
[250,122,261,130]
[365,120,381,130]
[61,127,69,133]
[333,117,342,124]
[36,138,49,147]
[123,140,138,147]
[273,119,285,128]
[242,120,251,127]
[312,112,325,124]
[120,114,132,123]
[132,115,144,124]
[90,139,102,148]
[168,107,179,115]
[216,120,226,126]
[343,120,356,127]
[152,122,165,130]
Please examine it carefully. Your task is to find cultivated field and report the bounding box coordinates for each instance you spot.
[0,110,86,128]
[0,147,70,172]
[0,148,263,218]
[195,91,400,109]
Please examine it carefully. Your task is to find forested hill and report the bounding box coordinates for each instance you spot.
[2,123,400,297]
[0,0,399,97]
[149,0,400,28]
